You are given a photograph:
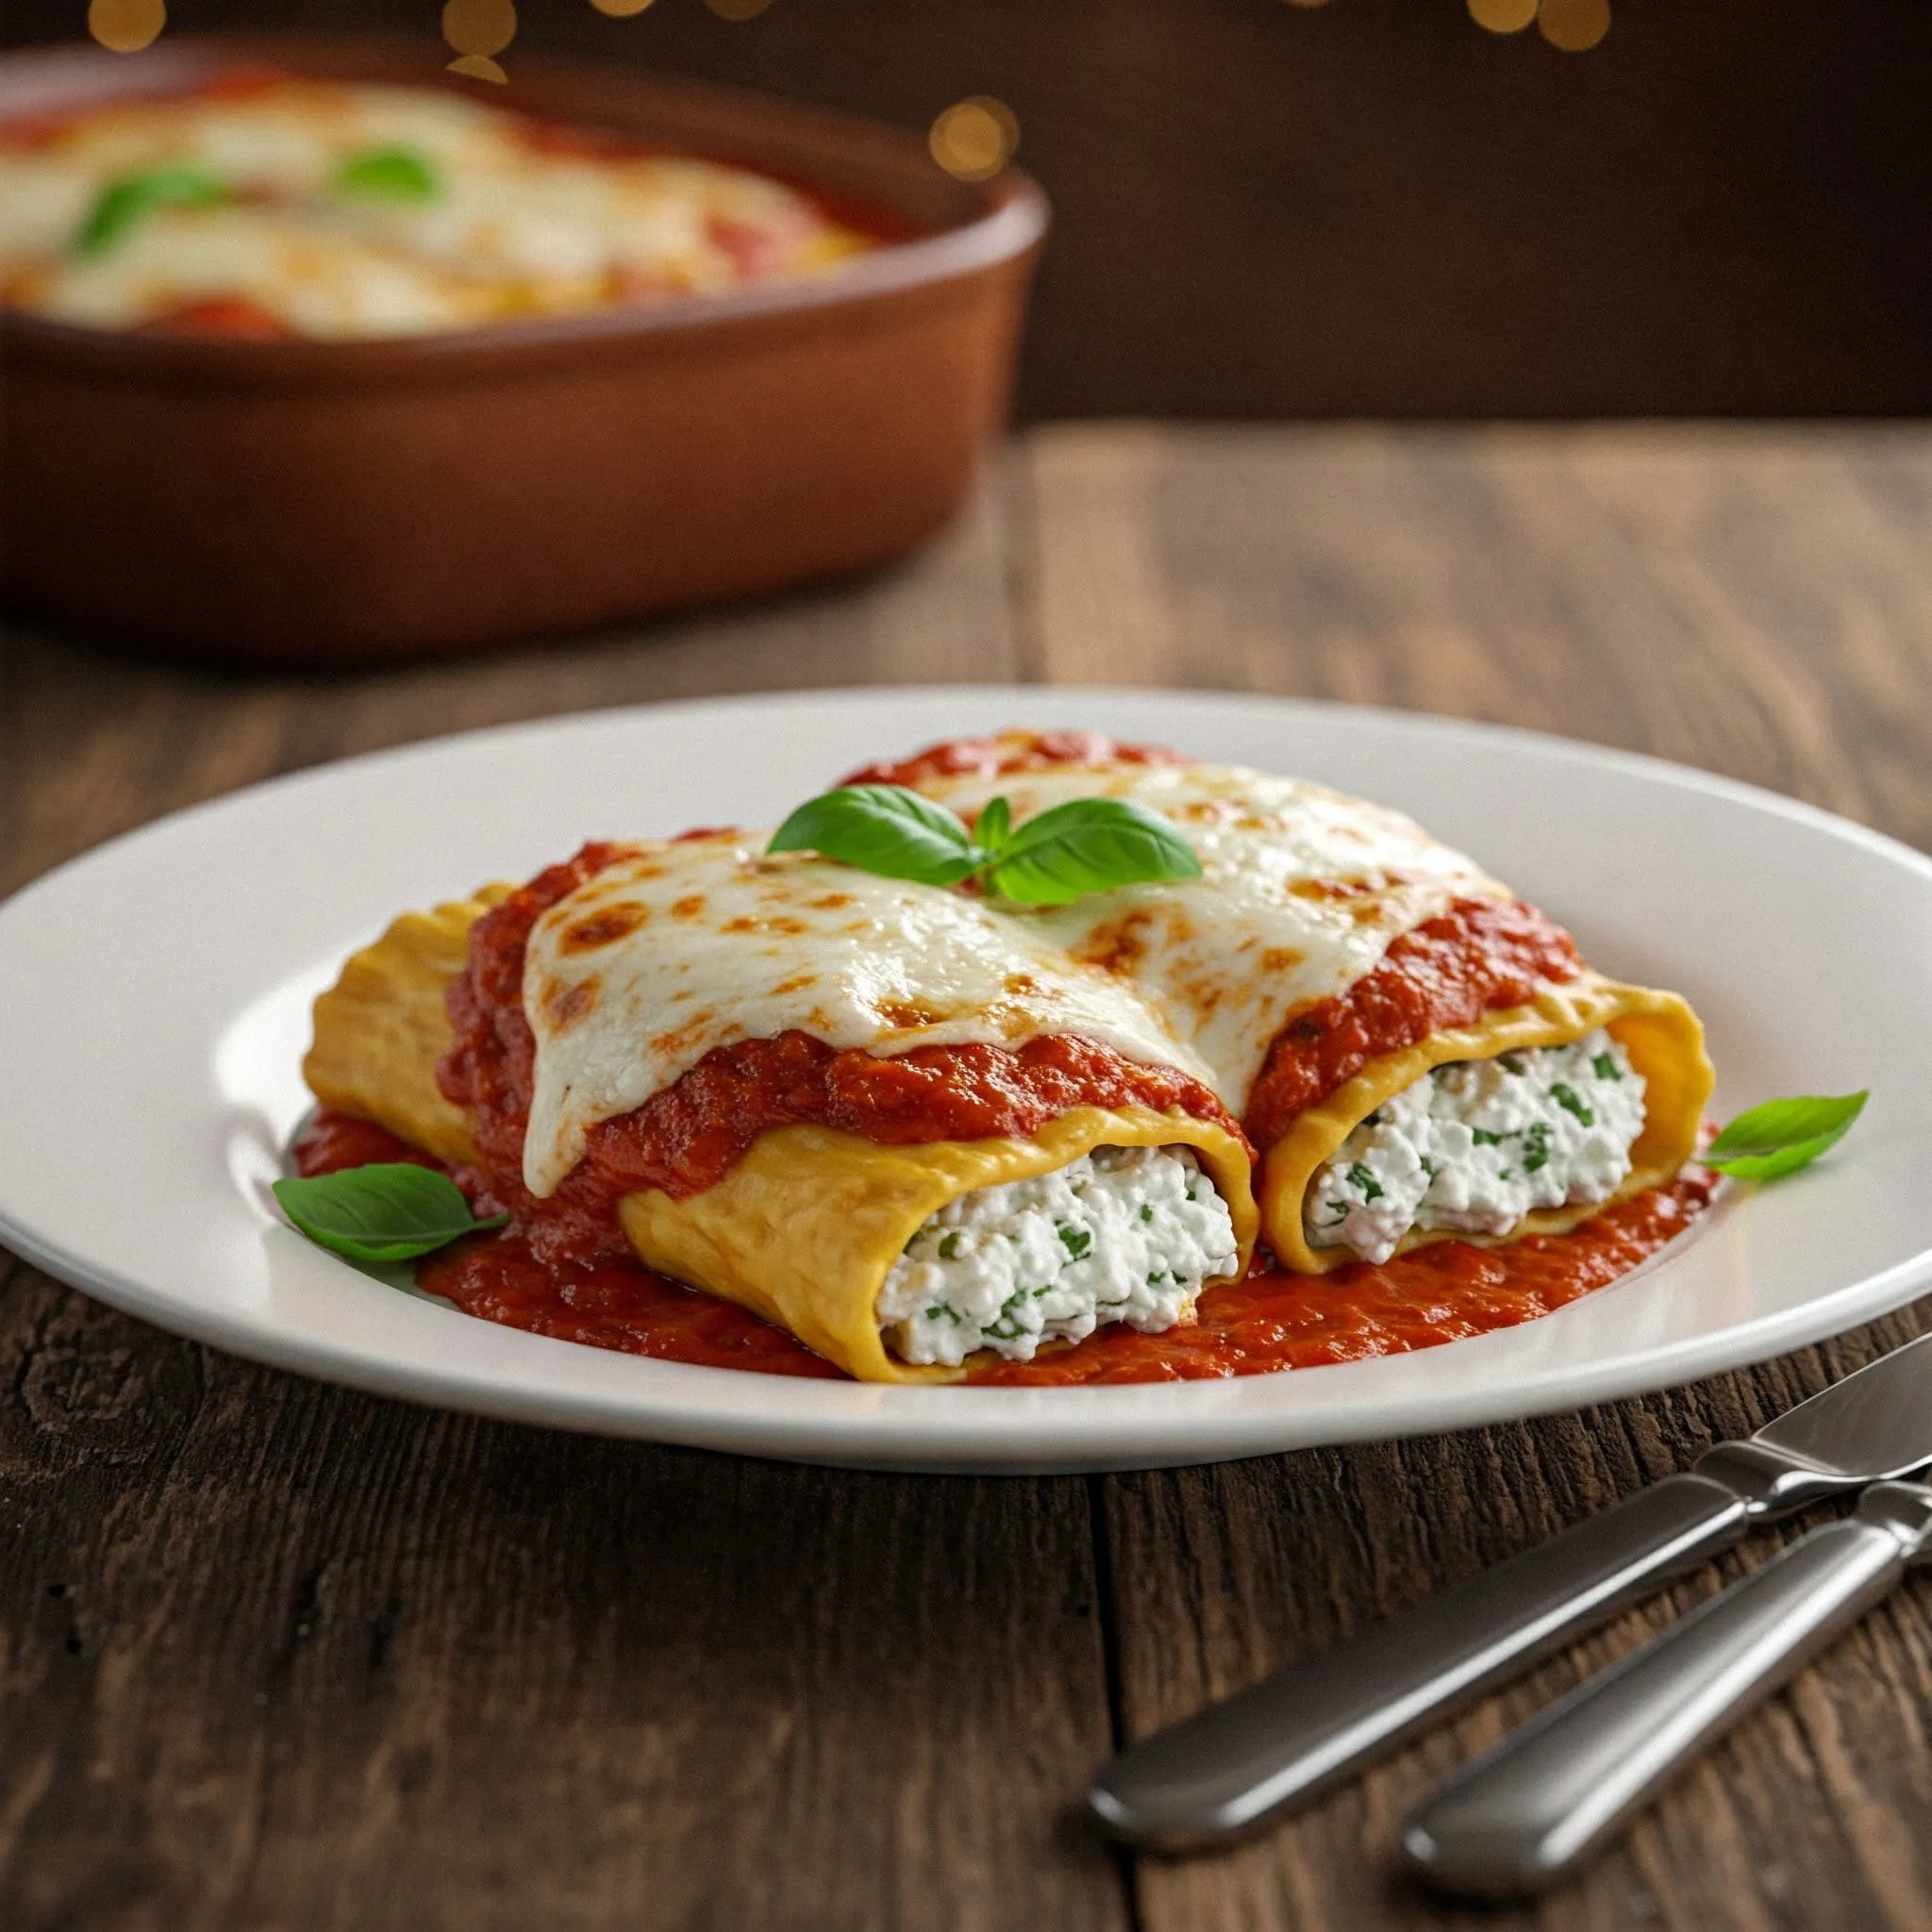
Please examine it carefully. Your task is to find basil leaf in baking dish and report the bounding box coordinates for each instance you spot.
[1705,1091,1868,1180]
[272,1165,507,1263]
[75,163,227,254]
[983,796,1204,905]
[768,785,986,886]
[336,145,441,201]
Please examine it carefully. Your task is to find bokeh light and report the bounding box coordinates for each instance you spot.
[87,0,165,54]
[929,96,1019,183]
[704,0,774,19]
[1468,0,1538,32]
[1538,0,1611,52]
[445,54,508,84]
[442,0,517,59]
[591,0,656,13]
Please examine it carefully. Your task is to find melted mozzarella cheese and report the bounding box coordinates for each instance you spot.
[910,761,1505,1106]
[519,837,1212,1198]
[0,81,874,339]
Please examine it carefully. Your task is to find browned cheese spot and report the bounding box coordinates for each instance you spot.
[648,1010,717,1059]
[558,902,649,952]
[808,892,854,910]
[1259,946,1304,974]
[770,974,818,996]
[671,895,708,920]
[876,998,948,1029]
[1073,906,1158,976]
[544,976,600,1033]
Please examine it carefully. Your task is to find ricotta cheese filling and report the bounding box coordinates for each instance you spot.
[1304,1030,1647,1265]
[877,1145,1241,1368]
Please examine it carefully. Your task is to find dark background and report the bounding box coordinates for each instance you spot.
[8,0,1931,420]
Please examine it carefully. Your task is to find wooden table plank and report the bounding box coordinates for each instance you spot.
[3,424,1931,1929]
[1016,423,1932,1932]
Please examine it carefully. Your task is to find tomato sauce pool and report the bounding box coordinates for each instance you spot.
[296,1112,1713,1386]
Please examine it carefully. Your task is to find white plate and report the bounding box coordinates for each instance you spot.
[2,689,1929,1473]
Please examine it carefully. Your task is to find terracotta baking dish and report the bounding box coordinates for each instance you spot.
[0,37,1048,665]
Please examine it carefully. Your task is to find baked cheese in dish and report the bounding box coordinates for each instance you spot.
[0,77,883,340]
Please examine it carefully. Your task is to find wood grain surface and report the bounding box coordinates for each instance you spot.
[3,424,1930,1931]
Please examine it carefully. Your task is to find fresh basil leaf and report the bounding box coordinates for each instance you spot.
[1705,1091,1868,1181]
[984,796,1203,906]
[767,785,983,885]
[272,1164,506,1262]
[974,793,1012,854]
[336,144,441,201]
[76,163,226,254]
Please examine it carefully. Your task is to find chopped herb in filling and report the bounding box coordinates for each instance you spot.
[1304,1028,1647,1265]
[877,1143,1241,1368]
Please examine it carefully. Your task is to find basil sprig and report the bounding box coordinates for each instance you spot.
[767,784,1202,906]
[75,162,227,254]
[1705,1091,1868,1181]
[272,1164,506,1263]
[335,144,441,201]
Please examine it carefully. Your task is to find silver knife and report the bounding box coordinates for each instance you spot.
[1088,1329,1932,1847]
[1402,1477,1932,1896]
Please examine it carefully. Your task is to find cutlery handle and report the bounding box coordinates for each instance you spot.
[1089,1470,1753,1844]
[1402,1481,1932,1899]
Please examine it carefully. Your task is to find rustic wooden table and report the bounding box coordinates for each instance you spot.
[3,424,1929,1932]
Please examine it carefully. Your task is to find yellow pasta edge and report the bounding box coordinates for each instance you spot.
[619,1104,1261,1385]
[301,885,512,1167]
[1258,972,1713,1273]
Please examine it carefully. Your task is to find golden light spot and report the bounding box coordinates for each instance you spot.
[446,55,508,84]
[591,0,655,12]
[705,0,774,18]
[88,0,165,53]
[1467,0,1537,29]
[929,96,1019,183]
[1538,0,1609,51]
[443,0,517,58]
